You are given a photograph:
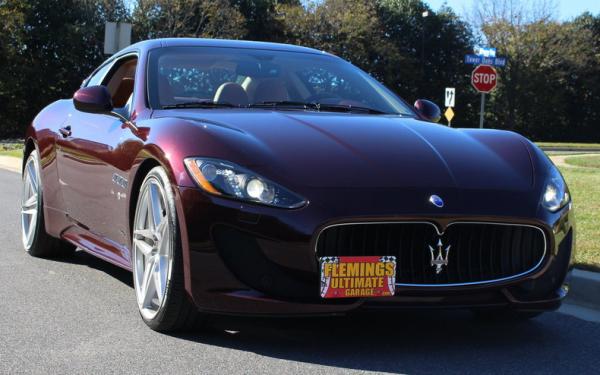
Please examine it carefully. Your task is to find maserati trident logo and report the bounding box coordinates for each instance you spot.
[429,194,444,208]
[428,239,451,274]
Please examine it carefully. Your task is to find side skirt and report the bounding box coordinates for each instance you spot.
[62,225,132,271]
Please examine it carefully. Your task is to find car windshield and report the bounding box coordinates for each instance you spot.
[147,46,414,116]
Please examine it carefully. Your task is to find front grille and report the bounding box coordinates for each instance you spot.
[315,222,547,286]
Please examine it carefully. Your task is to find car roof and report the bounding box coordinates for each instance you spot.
[119,38,331,57]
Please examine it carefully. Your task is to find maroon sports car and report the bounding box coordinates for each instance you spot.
[22,38,574,332]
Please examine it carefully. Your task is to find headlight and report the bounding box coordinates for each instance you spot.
[542,166,570,212]
[184,158,306,209]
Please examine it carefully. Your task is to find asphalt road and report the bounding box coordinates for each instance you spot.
[1,168,600,374]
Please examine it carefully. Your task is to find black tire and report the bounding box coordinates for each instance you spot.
[21,150,75,258]
[132,166,203,332]
[471,308,543,321]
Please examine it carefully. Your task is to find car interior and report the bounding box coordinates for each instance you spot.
[146,49,411,114]
[105,58,137,116]
[153,53,364,109]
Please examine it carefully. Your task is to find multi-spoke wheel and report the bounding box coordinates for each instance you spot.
[21,151,40,250]
[132,166,201,332]
[21,149,75,257]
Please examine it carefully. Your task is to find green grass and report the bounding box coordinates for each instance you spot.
[537,142,600,150]
[0,148,23,158]
[559,165,600,271]
[0,142,23,158]
[564,155,600,169]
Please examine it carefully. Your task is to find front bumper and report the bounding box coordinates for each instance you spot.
[175,186,575,317]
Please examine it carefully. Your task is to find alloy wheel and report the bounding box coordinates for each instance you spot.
[21,155,39,251]
[132,177,173,320]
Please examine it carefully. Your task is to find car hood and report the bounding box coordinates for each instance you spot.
[157,109,533,192]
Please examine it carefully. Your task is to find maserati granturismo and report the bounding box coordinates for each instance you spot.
[22,38,574,332]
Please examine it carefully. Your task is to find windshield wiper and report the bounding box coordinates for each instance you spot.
[315,103,391,115]
[248,101,316,109]
[164,100,397,115]
[249,101,392,115]
[162,101,238,109]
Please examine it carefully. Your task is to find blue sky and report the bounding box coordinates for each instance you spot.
[424,0,599,20]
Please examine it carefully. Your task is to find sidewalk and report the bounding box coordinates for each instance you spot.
[0,155,20,173]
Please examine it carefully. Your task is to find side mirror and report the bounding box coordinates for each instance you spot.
[73,85,113,114]
[414,99,441,123]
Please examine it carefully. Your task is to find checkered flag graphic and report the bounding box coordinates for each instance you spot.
[319,257,338,297]
[320,257,339,264]
[379,256,396,295]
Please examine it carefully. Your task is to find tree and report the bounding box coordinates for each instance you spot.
[276,0,402,94]
[377,0,474,123]
[0,0,129,139]
[231,0,300,41]
[470,0,600,140]
[132,0,246,40]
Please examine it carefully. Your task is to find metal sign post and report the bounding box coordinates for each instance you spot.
[464,46,506,129]
[479,93,485,128]
[471,65,498,129]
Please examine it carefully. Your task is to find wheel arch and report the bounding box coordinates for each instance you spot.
[22,138,37,173]
[127,153,195,301]
[128,157,161,239]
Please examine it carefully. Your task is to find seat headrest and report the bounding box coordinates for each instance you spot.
[252,79,289,104]
[213,82,249,106]
[112,77,134,108]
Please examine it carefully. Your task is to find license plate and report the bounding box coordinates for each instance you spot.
[319,256,396,298]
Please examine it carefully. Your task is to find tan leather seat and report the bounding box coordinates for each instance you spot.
[112,77,134,108]
[213,83,248,106]
[252,79,289,104]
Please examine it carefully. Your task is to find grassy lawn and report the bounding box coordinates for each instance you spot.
[559,165,600,271]
[0,149,23,158]
[537,142,600,150]
[564,155,600,169]
[0,143,23,158]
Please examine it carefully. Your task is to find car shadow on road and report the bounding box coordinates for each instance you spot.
[174,310,600,374]
[46,249,133,287]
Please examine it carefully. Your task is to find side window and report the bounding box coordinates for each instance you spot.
[85,62,114,87]
[103,57,138,111]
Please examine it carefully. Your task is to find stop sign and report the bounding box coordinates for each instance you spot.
[471,65,497,93]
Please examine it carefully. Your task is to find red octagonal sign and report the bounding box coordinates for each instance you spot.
[471,65,497,93]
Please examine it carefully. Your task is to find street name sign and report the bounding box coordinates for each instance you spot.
[474,46,496,57]
[464,54,507,67]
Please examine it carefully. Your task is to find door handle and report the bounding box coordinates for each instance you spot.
[59,125,71,138]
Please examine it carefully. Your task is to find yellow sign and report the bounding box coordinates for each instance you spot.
[444,107,455,123]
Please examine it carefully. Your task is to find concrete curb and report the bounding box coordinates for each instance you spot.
[569,268,600,309]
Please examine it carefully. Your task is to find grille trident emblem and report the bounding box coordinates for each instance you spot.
[428,239,451,274]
